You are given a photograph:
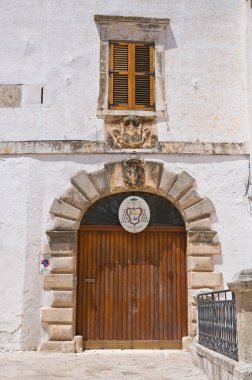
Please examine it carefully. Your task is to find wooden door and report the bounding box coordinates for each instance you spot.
[76,226,187,349]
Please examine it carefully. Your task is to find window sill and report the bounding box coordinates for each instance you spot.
[97,109,167,118]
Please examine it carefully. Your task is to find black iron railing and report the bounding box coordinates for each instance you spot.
[198,290,238,361]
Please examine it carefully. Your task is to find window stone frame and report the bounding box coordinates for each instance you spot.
[95,15,169,118]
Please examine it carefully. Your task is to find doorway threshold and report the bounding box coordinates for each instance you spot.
[83,340,182,349]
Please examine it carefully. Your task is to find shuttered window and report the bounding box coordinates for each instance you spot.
[109,42,155,110]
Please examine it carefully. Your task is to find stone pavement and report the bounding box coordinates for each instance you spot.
[0,350,208,380]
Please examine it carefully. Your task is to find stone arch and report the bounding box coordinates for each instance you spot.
[40,160,222,352]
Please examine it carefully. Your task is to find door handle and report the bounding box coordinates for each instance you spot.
[85,279,96,283]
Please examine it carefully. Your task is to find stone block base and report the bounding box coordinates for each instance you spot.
[48,325,73,341]
[41,307,73,324]
[39,340,75,353]
[188,272,222,289]
[75,335,83,353]
[182,336,193,352]
[39,336,83,353]
[191,341,236,380]
[234,364,252,380]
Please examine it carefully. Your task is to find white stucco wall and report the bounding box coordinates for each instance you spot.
[0,158,28,350]
[247,2,252,161]
[0,0,249,142]
[0,155,252,350]
[0,1,252,351]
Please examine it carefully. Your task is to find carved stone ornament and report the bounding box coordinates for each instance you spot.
[106,116,157,149]
[122,156,145,189]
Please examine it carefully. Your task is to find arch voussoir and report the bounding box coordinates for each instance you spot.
[187,217,212,231]
[175,188,202,211]
[48,217,79,231]
[89,168,110,197]
[183,198,216,222]
[50,199,82,221]
[61,185,90,211]
[166,171,195,203]
[71,170,99,202]
[142,160,163,192]
[157,167,177,196]
[105,161,126,193]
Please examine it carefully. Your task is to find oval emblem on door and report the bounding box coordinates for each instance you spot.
[118,196,150,233]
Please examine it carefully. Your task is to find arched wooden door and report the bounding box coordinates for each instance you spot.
[76,193,187,349]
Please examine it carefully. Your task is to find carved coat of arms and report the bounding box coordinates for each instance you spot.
[122,157,145,189]
[106,116,157,149]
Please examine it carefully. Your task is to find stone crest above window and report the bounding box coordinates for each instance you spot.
[95,15,169,118]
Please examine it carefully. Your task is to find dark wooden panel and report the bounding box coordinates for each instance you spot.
[76,227,187,347]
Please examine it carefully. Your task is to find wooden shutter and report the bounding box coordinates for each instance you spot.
[134,43,155,110]
[109,42,155,111]
[109,42,129,109]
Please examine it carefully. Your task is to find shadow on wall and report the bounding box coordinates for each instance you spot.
[164,24,177,50]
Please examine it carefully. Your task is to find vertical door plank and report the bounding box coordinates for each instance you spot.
[176,232,182,340]
[94,232,101,340]
[161,232,166,340]
[131,234,135,340]
[127,233,132,340]
[158,231,164,340]
[145,233,151,340]
[171,232,176,339]
[89,232,94,340]
[104,232,110,340]
[181,232,187,337]
[116,232,120,339]
[86,232,91,340]
[135,233,141,340]
[100,232,107,340]
[149,261,155,340]
[122,231,128,340]
[167,232,173,340]
[108,232,114,340]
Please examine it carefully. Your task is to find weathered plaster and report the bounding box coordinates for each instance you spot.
[0,140,248,155]
[0,158,28,350]
[247,2,252,174]
[21,160,44,350]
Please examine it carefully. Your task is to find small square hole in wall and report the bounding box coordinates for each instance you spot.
[0,84,22,108]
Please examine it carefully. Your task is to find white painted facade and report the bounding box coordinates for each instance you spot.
[0,0,252,351]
